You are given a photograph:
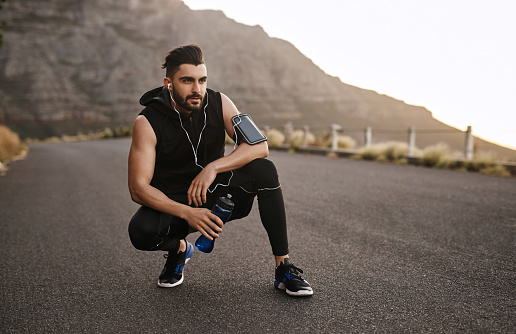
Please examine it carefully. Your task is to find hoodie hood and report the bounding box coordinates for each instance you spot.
[139,86,172,115]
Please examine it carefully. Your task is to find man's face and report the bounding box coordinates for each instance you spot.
[168,63,207,113]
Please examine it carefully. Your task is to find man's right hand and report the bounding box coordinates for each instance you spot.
[184,207,224,240]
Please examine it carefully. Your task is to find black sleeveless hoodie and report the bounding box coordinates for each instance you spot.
[139,86,226,202]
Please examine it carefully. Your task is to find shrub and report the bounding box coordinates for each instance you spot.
[288,130,315,150]
[479,164,511,177]
[314,132,332,147]
[358,145,382,161]
[266,129,285,148]
[462,153,511,177]
[420,143,456,168]
[356,141,409,164]
[0,124,23,162]
[464,153,496,172]
[334,135,357,150]
[102,127,114,138]
[380,141,408,163]
[315,132,356,150]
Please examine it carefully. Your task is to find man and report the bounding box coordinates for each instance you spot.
[128,44,312,296]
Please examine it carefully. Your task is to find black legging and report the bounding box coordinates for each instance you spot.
[128,158,289,256]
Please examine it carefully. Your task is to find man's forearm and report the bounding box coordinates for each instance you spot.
[209,141,268,174]
[130,183,191,220]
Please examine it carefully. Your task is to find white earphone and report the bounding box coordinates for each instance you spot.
[167,88,237,194]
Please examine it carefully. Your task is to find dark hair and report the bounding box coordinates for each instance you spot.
[161,44,205,78]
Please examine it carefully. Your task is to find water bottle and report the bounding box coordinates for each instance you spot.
[195,194,234,253]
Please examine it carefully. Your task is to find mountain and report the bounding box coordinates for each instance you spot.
[1,0,515,160]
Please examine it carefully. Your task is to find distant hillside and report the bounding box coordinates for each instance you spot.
[0,0,514,160]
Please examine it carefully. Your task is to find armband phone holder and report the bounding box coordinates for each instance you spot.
[231,114,267,145]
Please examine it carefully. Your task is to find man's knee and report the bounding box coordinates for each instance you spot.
[128,206,170,251]
[128,206,189,252]
[246,158,280,187]
[128,208,159,251]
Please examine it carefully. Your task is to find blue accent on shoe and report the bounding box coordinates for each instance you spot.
[185,241,194,262]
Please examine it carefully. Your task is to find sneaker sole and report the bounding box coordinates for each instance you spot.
[274,280,313,296]
[286,288,313,296]
[157,275,184,288]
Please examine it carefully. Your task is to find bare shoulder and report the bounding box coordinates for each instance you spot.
[131,115,156,147]
[220,93,239,137]
[220,93,239,118]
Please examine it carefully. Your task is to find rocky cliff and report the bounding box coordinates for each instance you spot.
[0,0,514,159]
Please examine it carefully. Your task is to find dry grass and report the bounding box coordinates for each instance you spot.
[288,130,315,150]
[266,129,285,148]
[420,143,458,168]
[463,153,496,172]
[379,142,409,163]
[463,153,511,177]
[356,141,411,164]
[24,126,133,145]
[315,132,356,150]
[0,124,24,162]
[334,135,357,150]
[478,164,511,177]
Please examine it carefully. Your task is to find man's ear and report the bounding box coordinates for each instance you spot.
[163,77,171,88]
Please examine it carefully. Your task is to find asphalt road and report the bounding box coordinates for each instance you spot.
[1,139,515,333]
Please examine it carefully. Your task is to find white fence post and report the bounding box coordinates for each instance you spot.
[302,126,309,148]
[465,126,474,160]
[365,127,372,148]
[407,126,415,157]
[331,124,342,152]
[284,122,293,140]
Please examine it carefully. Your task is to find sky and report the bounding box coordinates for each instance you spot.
[183,0,516,150]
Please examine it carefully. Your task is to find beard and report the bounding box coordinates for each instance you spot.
[172,89,206,113]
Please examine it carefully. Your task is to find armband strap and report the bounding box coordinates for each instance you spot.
[231,114,267,145]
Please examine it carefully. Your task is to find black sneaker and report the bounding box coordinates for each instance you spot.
[157,241,194,288]
[274,258,313,296]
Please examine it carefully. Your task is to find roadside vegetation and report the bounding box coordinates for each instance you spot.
[23,126,133,145]
[263,127,512,177]
[355,142,511,177]
[1,125,132,173]
[0,124,26,163]
[356,141,413,164]
[3,123,512,178]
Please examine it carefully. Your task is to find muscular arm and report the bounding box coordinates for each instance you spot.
[187,93,269,206]
[128,115,223,239]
